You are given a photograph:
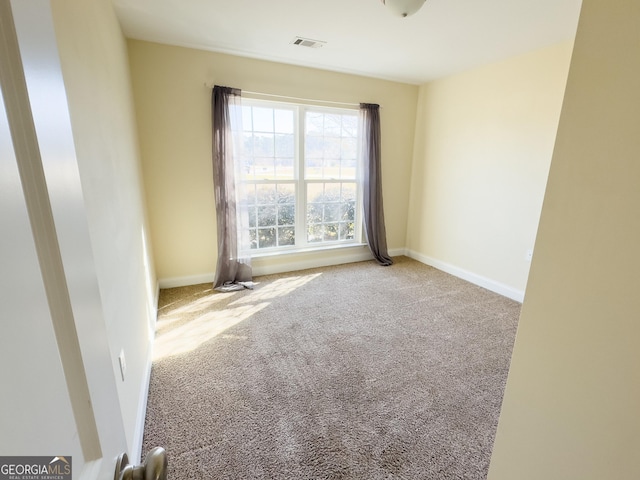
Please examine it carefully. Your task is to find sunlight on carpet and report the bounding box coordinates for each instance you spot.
[153,272,322,361]
[153,302,270,360]
[144,258,522,479]
[230,273,322,305]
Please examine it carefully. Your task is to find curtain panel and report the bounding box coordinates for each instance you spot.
[360,103,393,266]
[211,86,253,291]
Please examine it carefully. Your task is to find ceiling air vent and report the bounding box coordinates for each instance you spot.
[291,36,326,48]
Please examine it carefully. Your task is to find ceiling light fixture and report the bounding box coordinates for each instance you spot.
[380,0,426,17]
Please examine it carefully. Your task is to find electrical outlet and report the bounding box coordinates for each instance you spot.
[526,249,533,262]
[118,349,126,381]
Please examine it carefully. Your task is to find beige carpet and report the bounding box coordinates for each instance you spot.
[142,256,521,479]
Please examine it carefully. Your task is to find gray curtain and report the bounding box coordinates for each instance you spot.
[211,86,253,291]
[360,103,393,266]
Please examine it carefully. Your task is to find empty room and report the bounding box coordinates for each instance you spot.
[2,0,639,479]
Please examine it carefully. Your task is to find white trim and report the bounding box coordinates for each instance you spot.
[157,248,376,288]
[132,281,159,461]
[249,241,368,260]
[158,273,215,289]
[239,100,363,252]
[405,249,525,303]
[388,247,407,257]
[131,343,153,462]
[154,281,160,313]
[252,249,373,277]
[240,90,362,109]
[158,248,524,302]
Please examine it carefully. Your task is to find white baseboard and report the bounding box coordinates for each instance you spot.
[154,281,160,312]
[131,342,153,462]
[158,273,215,289]
[158,247,378,288]
[388,247,407,257]
[405,249,524,303]
[157,249,523,303]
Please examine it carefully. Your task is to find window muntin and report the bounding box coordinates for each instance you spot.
[240,100,361,253]
[306,182,357,243]
[246,182,296,249]
[305,111,358,180]
[242,106,295,181]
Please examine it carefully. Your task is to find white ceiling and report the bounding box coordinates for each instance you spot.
[112,0,583,85]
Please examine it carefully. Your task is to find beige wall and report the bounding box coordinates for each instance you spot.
[127,40,418,284]
[489,0,640,478]
[407,41,574,299]
[50,0,155,458]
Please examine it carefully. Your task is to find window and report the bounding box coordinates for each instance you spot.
[239,99,362,253]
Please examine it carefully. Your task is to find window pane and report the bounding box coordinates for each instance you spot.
[254,132,274,157]
[275,134,294,157]
[324,183,341,201]
[244,184,256,205]
[307,183,327,241]
[278,204,295,226]
[323,137,341,161]
[243,184,256,228]
[245,163,257,179]
[253,158,273,178]
[278,227,295,246]
[277,183,295,203]
[305,181,356,245]
[274,159,294,179]
[342,183,357,202]
[248,206,257,228]
[342,115,358,137]
[341,201,355,223]
[324,203,340,222]
[258,205,276,227]
[341,158,357,179]
[307,204,323,226]
[323,114,342,136]
[305,136,323,180]
[339,222,354,240]
[305,136,323,159]
[274,109,294,134]
[242,132,254,155]
[256,184,276,204]
[258,227,276,248]
[304,110,359,181]
[305,165,323,179]
[240,101,361,252]
[253,107,274,132]
[307,183,324,203]
[341,137,357,160]
[305,112,324,136]
[244,181,300,250]
[308,224,323,243]
[324,223,339,241]
[242,106,253,130]
[275,134,295,179]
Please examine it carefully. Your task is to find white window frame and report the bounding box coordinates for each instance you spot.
[239,97,364,256]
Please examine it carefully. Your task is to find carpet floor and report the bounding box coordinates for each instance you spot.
[142,256,521,479]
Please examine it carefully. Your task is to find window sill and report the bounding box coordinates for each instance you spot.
[248,242,368,259]
[248,242,372,277]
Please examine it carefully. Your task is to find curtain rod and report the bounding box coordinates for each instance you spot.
[204,82,382,108]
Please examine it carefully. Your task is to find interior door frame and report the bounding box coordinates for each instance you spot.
[0,1,128,478]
